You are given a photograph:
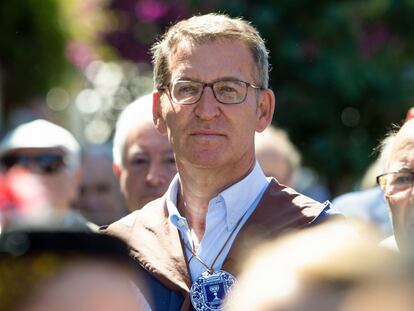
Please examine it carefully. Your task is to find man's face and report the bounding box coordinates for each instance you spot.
[0,148,79,214]
[385,138,414,252]
[75,155,126,225]
[118,123,176,212]
[154,40,273,174]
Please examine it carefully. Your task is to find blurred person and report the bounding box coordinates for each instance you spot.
[225,219,407,311]
[0,119,95,231]
[74,145,127,226]
[255,126,330,202]
[105,13,335,311]
[0,231,150,311]
[376,120,414,253]
[332,106,414,237]
[112,94,176,212]
[332,143,392,236]
[255,126,301,187]
[294,166,331,202]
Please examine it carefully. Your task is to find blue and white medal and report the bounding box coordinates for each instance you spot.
[185,206,251,310]
[190,269,236,311]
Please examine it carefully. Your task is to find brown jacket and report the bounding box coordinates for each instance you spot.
[104,179,332,310]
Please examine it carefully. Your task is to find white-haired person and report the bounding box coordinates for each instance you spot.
[0,119,95,231]
[112,94,177,213]
[377,119,414,254]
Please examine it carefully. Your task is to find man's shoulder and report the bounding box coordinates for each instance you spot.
[266,179,333,213]
[102,197,167,238]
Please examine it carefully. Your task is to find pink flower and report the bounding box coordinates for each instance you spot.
[135,0,168,22]
[358,23,391,58]
[65,41,98,70]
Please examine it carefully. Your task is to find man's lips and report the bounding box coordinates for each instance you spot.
[190,130,225,136]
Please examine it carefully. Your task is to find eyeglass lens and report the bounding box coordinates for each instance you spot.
[379,172,414,196]
[171,80,249,104]
[0,153,66,174]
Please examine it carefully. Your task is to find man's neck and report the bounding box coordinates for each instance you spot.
[176,158,256,242]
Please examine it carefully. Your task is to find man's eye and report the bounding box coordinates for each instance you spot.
[218,86,237,94]
[215,82,243,98]
[96,183,111,194]
[130,158,148,166]
[394,175,412,185]
[163,157,176,165]
[176,84,199,96]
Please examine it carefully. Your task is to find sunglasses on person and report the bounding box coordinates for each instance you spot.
[0,153,67,174]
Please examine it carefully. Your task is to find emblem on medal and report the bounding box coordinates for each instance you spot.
[190,270,236,311]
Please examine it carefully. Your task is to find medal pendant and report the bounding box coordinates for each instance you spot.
[190,269,236,311]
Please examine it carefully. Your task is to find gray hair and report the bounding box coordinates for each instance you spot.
[151,13,270,90]
[112,94,154,168]
[376,128,399,174]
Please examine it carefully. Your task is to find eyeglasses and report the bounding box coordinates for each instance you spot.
[0,153,67,174]
[161,79,263,105]
[376,171,414,197]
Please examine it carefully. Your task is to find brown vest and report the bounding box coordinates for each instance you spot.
[104,179,330,310]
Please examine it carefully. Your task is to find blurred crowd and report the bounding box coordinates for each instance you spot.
[2,11,414,311]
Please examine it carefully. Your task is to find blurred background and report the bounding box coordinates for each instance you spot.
[1,0,414,197]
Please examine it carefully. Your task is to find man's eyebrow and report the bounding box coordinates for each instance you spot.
[397,167,413,172]
[172,76,196,82]
[390,166,412,173]
[173,76,243,83]
[212,76,244,82]
[129,151,147,156]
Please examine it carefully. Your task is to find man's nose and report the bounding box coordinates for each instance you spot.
[145,162,167,186]
[194,87,220,120]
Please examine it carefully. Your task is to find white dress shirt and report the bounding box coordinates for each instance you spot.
[166,161,270,282]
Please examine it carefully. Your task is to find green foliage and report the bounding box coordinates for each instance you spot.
[0,0,70,109]
[3,0,412,193]
[217,0,414,192]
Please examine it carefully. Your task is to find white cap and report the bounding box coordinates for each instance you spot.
[0,119,80,168]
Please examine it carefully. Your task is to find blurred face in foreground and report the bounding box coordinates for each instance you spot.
[117,122,176,212]
[20,259,145,311]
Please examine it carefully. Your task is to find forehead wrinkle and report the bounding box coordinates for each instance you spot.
[388,139,414,170]
[168,40,256,84]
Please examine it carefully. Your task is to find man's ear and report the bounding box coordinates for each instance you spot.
[113,163,121,177]
[153,91,167,135]
[256,89,275,133]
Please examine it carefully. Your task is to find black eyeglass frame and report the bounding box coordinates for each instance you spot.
[159,79,264,105]
[376,171,414,196]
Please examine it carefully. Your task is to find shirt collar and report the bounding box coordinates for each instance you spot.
[166,162,269,231]
[220,161,268,230]
[166,174,188,232]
